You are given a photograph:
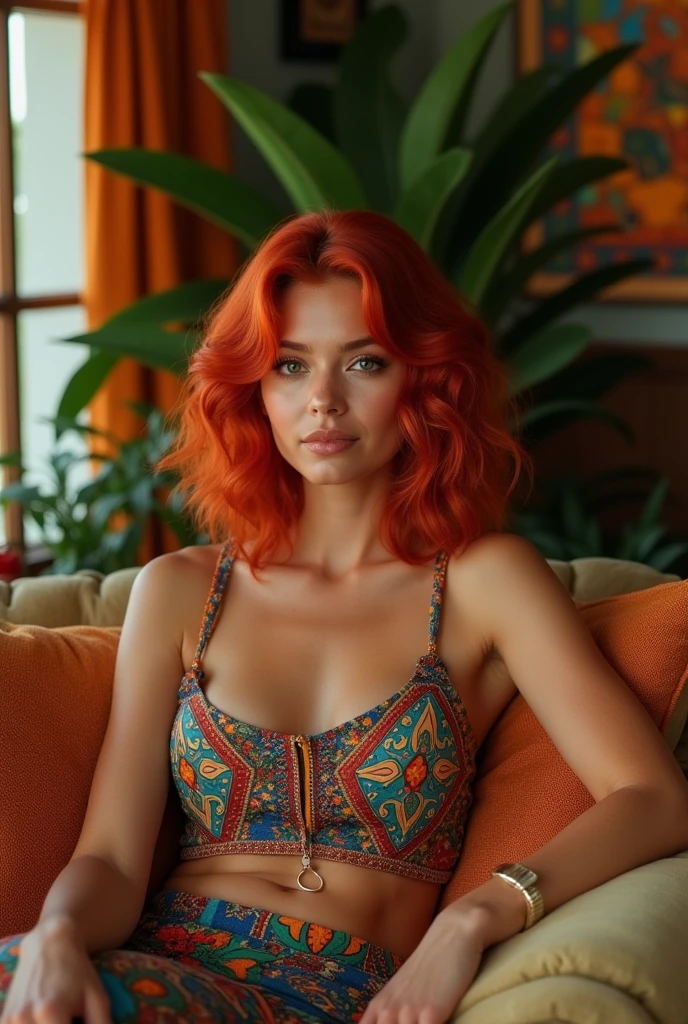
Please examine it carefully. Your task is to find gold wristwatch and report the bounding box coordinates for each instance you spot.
[491,862,545,930]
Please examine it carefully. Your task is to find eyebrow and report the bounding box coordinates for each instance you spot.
[278,336,380,353]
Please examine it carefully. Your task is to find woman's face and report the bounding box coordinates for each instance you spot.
[259,275,408,482]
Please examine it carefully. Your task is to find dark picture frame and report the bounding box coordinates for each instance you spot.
[280,0,369,62]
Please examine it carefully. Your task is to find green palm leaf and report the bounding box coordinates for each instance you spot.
[61,326,196,374]
[394,148,473,251]
[84,150,283,248]
[108,278,230,326]
[399,0,511,193]
[434,63,560,268]
[334,5,408,212]
[507,324,593,396]
[525,156,629,225]
[55,279,231,423]
[545,352,652,402]
[501,258,653,355]
[638,477,670,531]
[645,542,688,573]
[443,44,639,276]
[287,82,336,144]
[200,73,365,211]
[516,398,635,443]
[56,351,119,427]
[458,156,559,308]
[485,223,621,325]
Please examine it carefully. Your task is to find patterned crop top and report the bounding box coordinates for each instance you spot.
[170,539,478,890]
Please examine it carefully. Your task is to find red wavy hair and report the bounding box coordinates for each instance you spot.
[156,208,533,577]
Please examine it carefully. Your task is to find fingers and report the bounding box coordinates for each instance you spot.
[17,999,74,1024]
[3,995,105,1024]
[83,986,113,1024]
[360,1006,448,1024]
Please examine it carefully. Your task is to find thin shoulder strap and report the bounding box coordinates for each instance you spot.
[427,549,449,656]
[189,538,237,679]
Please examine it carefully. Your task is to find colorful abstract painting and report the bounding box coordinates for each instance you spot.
[517,0,688,301]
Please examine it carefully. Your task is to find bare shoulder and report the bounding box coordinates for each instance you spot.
[136,541,222,578]
[132,543,223,599]
[447,531,561,658]
[450,531,548,576]
[126,544,223,642]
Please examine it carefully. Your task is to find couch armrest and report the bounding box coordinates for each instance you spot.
[450,849,688,1024]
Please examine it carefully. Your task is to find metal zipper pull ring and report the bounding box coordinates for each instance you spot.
[293,735,325,891]
[297,849,324,892]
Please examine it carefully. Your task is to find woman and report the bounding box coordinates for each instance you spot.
[2,209,687,1024]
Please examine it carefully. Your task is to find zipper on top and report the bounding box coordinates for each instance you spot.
[294,735,314,834]
[292,735,324,892]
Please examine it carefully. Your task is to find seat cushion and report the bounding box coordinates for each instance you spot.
[450,852,688,1024]
[0,568,140,627]
[439,579,688,910]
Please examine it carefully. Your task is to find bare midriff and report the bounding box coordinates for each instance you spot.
[162,852,443,960]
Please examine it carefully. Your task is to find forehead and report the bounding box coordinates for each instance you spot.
[279,276,365,332]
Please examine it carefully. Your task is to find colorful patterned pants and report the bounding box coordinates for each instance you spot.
[0,888,406,1023]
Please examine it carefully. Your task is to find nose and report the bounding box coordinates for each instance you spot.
[309,377,345,416]
[310,396,341,415]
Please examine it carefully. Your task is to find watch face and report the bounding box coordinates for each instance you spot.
[495,863,538,886]
[519,867,538,886]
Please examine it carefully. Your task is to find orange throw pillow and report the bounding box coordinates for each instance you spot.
[438,579,688,911]
[0,622,184,938]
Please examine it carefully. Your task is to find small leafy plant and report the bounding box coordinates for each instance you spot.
[0,404,203,574]
[512,468,688,573]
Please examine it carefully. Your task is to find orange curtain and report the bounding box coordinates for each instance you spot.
[83,0,238,561]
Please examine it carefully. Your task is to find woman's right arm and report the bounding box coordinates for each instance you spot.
[28,551,189,954]
[1,553,193,1024]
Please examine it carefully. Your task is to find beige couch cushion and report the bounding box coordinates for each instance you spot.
[0,567,140,626]
[453,851,688,1023]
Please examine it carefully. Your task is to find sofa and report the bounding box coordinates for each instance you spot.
[2,554,688,1024]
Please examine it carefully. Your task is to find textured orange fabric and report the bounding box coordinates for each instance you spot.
[438,579,688,910]
[0,622,184,938]
[83,0,238,560]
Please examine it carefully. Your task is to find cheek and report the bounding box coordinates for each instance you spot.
[367,384,404,424]
[262,389,291,421]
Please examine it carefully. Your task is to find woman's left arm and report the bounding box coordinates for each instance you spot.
[447,533,688,948]
[361,534,688,1024]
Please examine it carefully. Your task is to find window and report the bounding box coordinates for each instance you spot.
[0,0,87,553]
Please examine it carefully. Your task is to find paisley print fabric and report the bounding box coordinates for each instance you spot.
[0,889,405,1023]
[170,539,479,885]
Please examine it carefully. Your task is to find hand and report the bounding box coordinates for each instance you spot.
[0,917,113,1024]
[359,905,487,1024]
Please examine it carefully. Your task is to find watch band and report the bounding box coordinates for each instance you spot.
[491,862,545,930]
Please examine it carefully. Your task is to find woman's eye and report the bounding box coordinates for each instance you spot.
[271,356,387,376]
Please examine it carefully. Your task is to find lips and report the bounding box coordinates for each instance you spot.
[302,429,357,442]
